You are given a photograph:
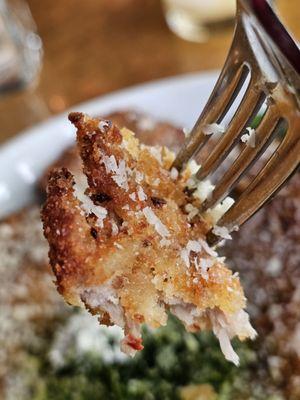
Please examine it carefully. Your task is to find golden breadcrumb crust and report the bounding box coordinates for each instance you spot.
[42,112,248,354]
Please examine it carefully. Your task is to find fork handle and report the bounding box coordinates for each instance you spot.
[242,0,300,75]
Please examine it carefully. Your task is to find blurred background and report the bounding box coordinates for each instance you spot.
[1,2,300,400]
[0,0,299,144]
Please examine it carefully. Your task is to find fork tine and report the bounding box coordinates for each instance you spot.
[172,63,249,171]
[201,106,279,210]
[196,87,265,181]
[212,121,300,233]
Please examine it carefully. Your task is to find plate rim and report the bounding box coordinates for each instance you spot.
[0,70,218,152]
[0,70,219,217]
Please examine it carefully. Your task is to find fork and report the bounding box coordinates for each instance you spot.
[172,0,300,245]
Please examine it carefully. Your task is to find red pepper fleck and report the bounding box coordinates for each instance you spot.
[126,334,144,351]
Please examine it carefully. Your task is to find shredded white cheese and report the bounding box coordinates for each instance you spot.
[183,127,190,137]
[212,225,232,240]
[98,120,110,133]
[135,171,144,184]
[102,154,129,191]
[197,238,218,257]
[206,196,235,224]
[73,179,107,228]
[170,167,179,180]
[137,186,147,201]
[203,123,226,136]
[111,221,119,236]
[187,159,200,175]
[160,238,171,247]
[148,146,162,164]
[199,258,213,280]
[180,240,202,269]
[187,240,202,253]
[142,207,170,238]
[129,193,136,201]
[185,203,199,221]
[194,180,215,202]
[241,127,256,148]
[180,248,190,268]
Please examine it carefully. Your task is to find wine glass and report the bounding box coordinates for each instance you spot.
[161,0,237,42]
[0,0,43,95]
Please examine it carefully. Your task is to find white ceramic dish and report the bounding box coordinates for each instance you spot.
[0,71,218,218]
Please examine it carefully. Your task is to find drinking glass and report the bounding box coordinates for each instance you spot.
[162,0,236,42]
[0,0,43,95]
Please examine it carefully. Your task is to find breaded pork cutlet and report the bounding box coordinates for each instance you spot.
[42,112,256,365]
[39,110,185,192]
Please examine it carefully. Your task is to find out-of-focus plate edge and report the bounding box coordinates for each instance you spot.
[0,71,218,218]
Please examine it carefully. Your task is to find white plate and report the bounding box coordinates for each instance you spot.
[0,71,218,218]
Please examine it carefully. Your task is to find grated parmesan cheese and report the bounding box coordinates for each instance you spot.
[180,248,190,268]
[129,193,136,201]
[147,146,162,164]
[187,240,202,253]
[241,127,256,148]
[206,196,235,224]
[185,203,199,221]
[194,179,215,202]
[197,238,218,257]
[180,240,202,269]
[73,177,107,228]
[111,221,119,236]
[160,238,171,247]
[203,123,226,136]
[137,186,147,201]
[199,258,213,280]
[142,207,170,239]
[102,154,129,191]
[212,225,232,240]
[98,120,110,133]
[170,167,179,180]
[135,171,144,184]
[187,159,200,175]
[183,127,190,137]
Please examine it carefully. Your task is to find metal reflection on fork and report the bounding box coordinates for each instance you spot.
[173,0,300,245]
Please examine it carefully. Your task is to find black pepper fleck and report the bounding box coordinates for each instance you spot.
[91,193,112,204]
[90,227,98,239]
[151,197,166,208]
[143,239,151,247]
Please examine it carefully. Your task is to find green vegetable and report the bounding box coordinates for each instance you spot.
[30,316,264,400]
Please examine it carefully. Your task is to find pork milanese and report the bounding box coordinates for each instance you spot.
[42,112,256,365]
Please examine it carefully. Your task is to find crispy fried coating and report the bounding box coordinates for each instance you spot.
[42,112,256,364]
[39,110,185,192]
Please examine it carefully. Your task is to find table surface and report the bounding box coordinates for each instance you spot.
[0,0,299,144]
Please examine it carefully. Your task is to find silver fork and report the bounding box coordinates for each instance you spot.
[173,0,300,245]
